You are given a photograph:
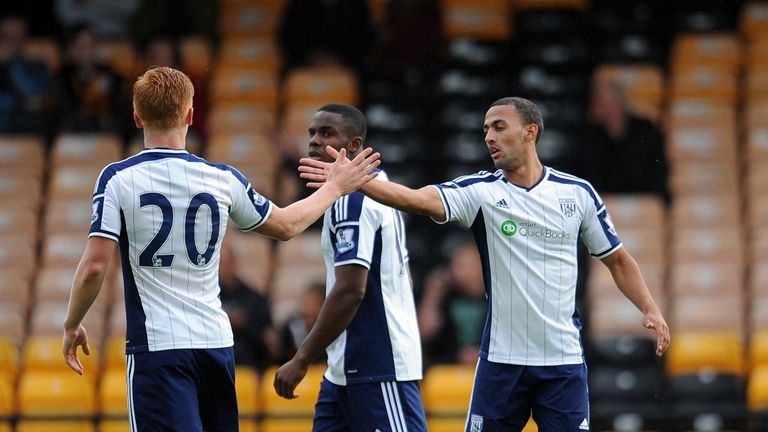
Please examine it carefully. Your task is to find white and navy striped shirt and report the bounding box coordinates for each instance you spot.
[432,167,622,366]
[89,148,272,353]
[321,171,423,385]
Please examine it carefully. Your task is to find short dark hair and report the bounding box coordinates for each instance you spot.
[490,97,544,144]
[317,103,367,143]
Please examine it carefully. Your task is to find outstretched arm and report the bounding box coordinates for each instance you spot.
[256,148,380,240]
[601,248,670,356]
[63,236,116,375]
[273,265,368,398]
[299,147,446,220]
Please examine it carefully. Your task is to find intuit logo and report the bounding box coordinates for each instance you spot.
[501,220,570,240]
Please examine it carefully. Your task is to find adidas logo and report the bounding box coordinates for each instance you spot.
[579,418,589,430]
[495,199,509,209]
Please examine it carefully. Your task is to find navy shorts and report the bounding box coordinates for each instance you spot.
[465,358,590,432]
[313,378,427,432]
[127,348,238,432]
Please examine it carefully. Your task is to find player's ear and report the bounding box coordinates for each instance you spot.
[185,107,194,126]
[133,112,144,129]
[348,136,363,154]
[525,124,538,144]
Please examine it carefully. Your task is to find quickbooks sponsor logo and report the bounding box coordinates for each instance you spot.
[502,220,570,240]
[501,219,517,236]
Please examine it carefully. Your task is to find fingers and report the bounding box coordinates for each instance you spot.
[305,182,324,189]
[297,164,327,175]
[334,147,347,162]
[82,340,91,356]
[325,146,341,158]
[64,350,83,375]
[299,172,327,182]
[273,376,298,399]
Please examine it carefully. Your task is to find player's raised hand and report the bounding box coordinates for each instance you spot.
[320,147,380,195]
[299,146,355,189]
[274,358,309,399]
[642,308,670,357]
[62,324,90,375]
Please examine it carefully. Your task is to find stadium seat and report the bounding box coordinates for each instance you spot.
[440,0,512,41]
[208,105,276,135]
[236,366,259,419]
[670,228,743,264]
[0,267,31,305]
[179,36,213,77]
[97,40,138,79]
[745,99,768,128]
[100,368,127,417]
[32,300,106,341]
[211,69,279,108]
[592,64,664,111]
[218,38,281,73]
[0,305,25,347]
[0,171,42,204]
[671,295,744,334]
[589,297,659,338]
[98,419,130,432]
[671,194,740,227]
[0,135,45,171]
[16,420,96,432]
[669,262,743,297]
[670,161,739,195]
[259,365,325,431]
[613,227,664,263]
[422,364,475,417]
[49,166,104,198]
[668,126,737,162]
[219,3,283,38]
[749,366,768,411]
[17,371,96,416]
[52,133,123,169]
[206,133,278,168]
[42,233,87,267]
[741,2,768,39]
[602,194,665,230]
[0,203,38,237]
[670,33,741,72]
[103,336,126,372]
[666,332,744,376]
[226,231,274,292]
[34,266,77,302]
[751,330,768,369]
[44,198,91,236]
[283,68,359,106]
[24,335,100,377]
[0,373,12,417]
[0,422,8,432]
[669,67,738,103]
[271,233,327,323]
[587,261,664,305]
[0,338,19,379]
[0,235,36,277]
[668,100,736,130]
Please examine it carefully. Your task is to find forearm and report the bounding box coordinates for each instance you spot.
[63,260,107,330]
[605,250,659,314]
[360,180,444,219]
[293,287,363,366]
[268,184,343,240]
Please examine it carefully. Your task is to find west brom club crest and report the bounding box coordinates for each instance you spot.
[559,198,577,218]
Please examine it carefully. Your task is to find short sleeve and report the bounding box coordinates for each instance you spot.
[89,167,121,242]
[580,189,622,259]
[429,173,486,227]
[329,192,378,269]
[226,166,273,231]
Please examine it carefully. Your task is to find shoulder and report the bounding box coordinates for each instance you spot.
[438,170,502,189]
[546,168,603,209]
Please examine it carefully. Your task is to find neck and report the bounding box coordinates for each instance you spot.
[143,127,187,150]
[501,147,544,188]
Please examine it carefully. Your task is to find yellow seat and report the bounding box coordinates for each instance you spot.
[17,420,96,432]
[97,40,138,79]
[210,69,279,108]
[670,161,739,195]
[0,373,12,417]
[219,38,281,73]
[239,419,258,432]
[749,366,768,410]
[260,365,325,418]
[260,419,314,432]
[42,233,88,267]
[593,64,664,112]
[179,36,213,78]
[422,364,475,417]
[0,171,42,204]
[741,2,768,38]
[514,0,586,10]
[669,66,738,103]
[24,336,100,378]
[208,105,276,135]
[17,371,96,416]
[670,33,741,72]
[0,339,19,378]
[752,331,768,369]
[49,165,104,199]
[98,419,129,432]
[219,3,282,38]
[0,421,10,432]
[52,133,123,169]
[100,368,127,417]
[236,366,260,418]
[666,332,744,376]
[103,336,126,372]
[0,135,46,171]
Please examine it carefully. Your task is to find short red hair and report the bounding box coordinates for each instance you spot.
[132,67,194,130]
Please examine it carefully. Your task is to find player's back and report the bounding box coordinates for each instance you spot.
[89,148,272,353]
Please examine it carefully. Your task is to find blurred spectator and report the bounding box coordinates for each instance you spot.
[55,0,140,40]
[277,281,326,364]
[419,241,487,365]
[3,1,61,37]
[0,16,51,133]
[582,79,670,203]
[131,0,218,48]
[278,0,375,71]
[367,0,443,75]
[141,36,208,139]
[219,242,277,373]
[54,25,127,134]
